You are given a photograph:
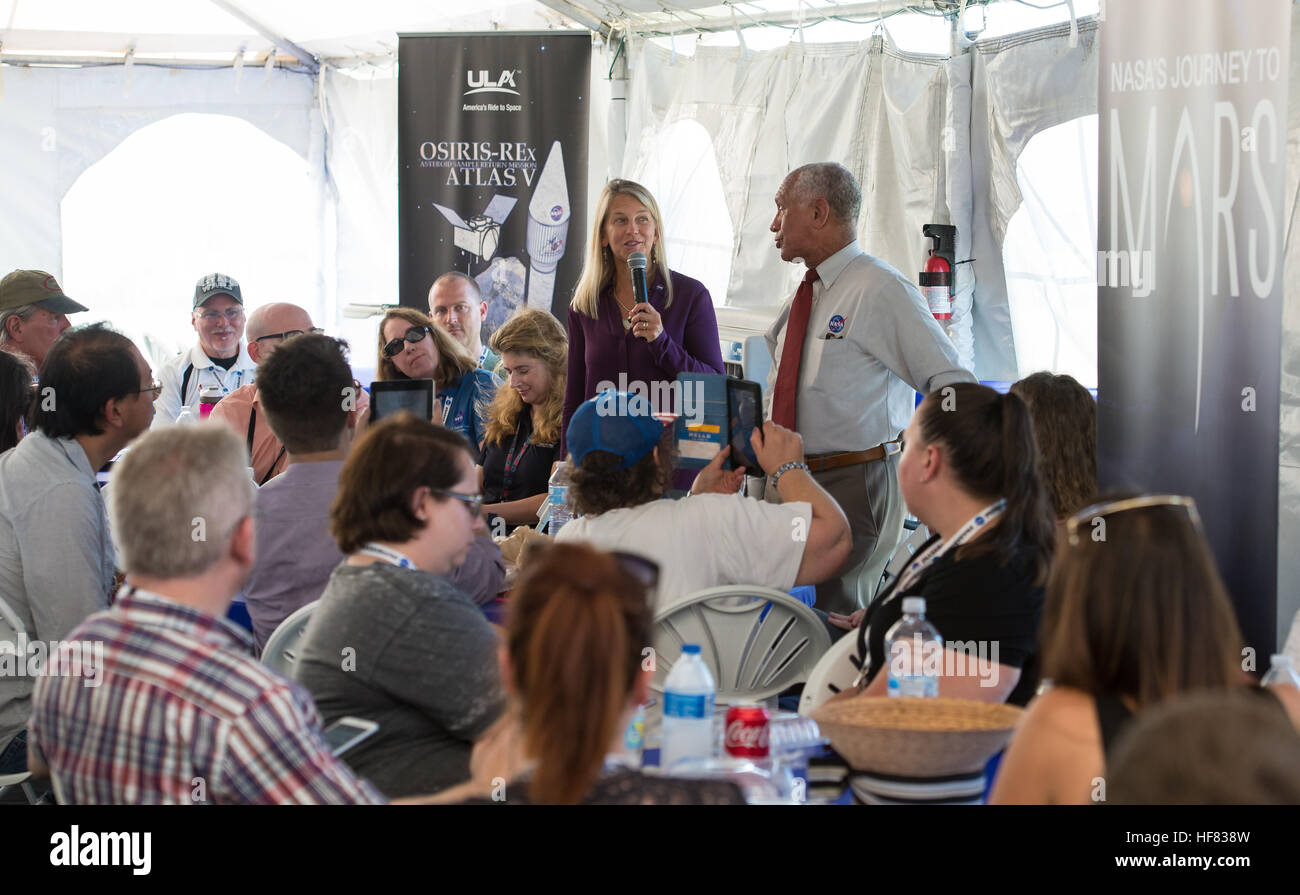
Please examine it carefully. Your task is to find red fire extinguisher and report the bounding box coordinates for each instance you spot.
[920,234,952,321]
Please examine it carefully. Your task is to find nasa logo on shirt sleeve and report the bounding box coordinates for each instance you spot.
[828,314,846,335]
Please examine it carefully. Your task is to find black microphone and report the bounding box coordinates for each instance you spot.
[627,251,649,309]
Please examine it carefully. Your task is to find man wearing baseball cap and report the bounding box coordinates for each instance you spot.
[555,390,851,612]
[153,273,258,425]
[0,269,89,371]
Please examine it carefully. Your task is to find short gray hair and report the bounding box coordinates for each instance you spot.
[0,304,39,346]
[790,162,861,227]
[110,426,256,578]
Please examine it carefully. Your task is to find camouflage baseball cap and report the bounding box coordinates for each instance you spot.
[193,273,243,309]
[0,270,90,315]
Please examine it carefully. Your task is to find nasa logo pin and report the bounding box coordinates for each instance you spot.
[828,314,846,334]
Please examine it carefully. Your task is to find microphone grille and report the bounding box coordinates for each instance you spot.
[628,252,649,271]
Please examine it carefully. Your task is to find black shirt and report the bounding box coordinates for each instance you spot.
[859,535,1044,706]
[480,409,556,513]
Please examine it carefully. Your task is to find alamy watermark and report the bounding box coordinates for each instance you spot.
[0,636,103,687]
[593,373,705,427]
[889,636,1002,688]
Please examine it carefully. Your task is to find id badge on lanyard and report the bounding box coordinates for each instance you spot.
[440,392,455,425]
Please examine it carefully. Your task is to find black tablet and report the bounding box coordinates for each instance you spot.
[369,379,435,423]
[726,378,764,476]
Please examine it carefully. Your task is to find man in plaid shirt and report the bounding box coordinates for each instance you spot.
[28,425,384,804]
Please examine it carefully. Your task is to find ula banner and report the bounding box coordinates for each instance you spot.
[1097,0,1290,654]
[398,32,591,339]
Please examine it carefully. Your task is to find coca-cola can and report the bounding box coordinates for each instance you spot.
[724,704,771,759]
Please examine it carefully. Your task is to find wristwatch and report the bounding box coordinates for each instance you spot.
[770,461,810,489]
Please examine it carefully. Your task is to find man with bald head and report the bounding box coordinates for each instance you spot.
[209,302,367,485]
[766,162,974,616]
[428,271,501,374]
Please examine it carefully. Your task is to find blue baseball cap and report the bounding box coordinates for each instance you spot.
[567,390,667,470]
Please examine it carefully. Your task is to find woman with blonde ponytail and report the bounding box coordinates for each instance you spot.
[829,383,1055,707]
[417,543,745,805]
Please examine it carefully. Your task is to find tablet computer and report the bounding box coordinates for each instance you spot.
[369,379,434,423]
[726,378,764,476]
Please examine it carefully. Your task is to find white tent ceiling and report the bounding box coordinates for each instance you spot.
[0,0,995,70]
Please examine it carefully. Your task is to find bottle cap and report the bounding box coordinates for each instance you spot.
[682,644,701,655]
[902,597,926,615]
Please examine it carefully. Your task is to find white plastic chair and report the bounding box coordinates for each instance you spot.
[797,631,865,715]
[260,600,318,677]
[652,586,832,704]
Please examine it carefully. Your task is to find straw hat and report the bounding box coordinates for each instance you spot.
[810,697,1022,777]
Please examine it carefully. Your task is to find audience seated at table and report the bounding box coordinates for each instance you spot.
[555,389,850,610]
[829,383,1055,706]
[0,347,34,453]
[28,425,385,804]
[1009,371,1096,530]
[293,414,505,798]
[1106,688,1300,805]
[375,307,498,452]
[410,542,746,806]
[990,495,1300,805]
[479,308,567,532]
[0,324,156,776]
[244,334,503,650]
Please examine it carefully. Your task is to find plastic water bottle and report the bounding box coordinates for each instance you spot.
[661,645,716,773]
[175,406,196,426]
[1262,654,1300,689]
[543,462,573,535]
[885,597,942,698]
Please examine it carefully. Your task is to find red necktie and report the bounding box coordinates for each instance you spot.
[770,268,819,430]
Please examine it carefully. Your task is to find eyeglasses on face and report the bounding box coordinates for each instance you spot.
[429,488,484,518]
[127,380,164,399]
[254,327,323,344]
[1065,494,1202,547]
[383,325,431,358]
[196,308,245,323]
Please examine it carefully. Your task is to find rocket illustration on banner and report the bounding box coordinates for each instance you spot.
[526,140,571,311]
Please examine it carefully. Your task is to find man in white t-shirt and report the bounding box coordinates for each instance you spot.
[556,390,851,611]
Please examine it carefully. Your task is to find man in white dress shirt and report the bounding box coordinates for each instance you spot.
[154,273,258,424]
[766,162,976,615]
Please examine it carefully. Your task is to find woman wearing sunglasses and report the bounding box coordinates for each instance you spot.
[990,496,1300,804]
[830,382,1056,706]
[410,542,745,805]
[292,413,505,798]
[376,308,499,451]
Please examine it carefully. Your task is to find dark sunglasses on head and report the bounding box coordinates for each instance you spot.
[383,325,431,358]
[254,327,324,343]
[613,551,660,591]
[1065,494,1201,547]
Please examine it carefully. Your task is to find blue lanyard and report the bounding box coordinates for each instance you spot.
[894,499,1007,594]
[358,542,417,570]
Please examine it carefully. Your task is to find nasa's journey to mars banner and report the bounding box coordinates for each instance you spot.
[1097,0,1289,654]
[398,32,591,338]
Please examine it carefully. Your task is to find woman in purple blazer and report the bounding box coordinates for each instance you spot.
[561,179,724,489]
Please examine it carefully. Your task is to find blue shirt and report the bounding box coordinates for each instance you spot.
[436,367,500,450]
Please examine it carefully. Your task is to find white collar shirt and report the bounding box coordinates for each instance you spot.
[764,240,975,454]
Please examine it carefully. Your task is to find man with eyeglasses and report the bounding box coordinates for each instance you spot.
[153,273,258,425]
[0,324,156,778]
[209,302,368,486]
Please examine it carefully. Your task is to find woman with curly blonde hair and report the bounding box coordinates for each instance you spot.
[479,308,567,529]
[376,307,498,450]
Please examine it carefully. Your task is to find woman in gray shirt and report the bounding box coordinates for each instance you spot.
[294,414,504,797]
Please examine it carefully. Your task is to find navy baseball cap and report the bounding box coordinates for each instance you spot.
[567,390,667,470]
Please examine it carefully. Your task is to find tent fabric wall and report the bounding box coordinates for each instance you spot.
[623,37,977,371]
[0,64,317,279]
[970,17,1099,380]
[1277,6,1300,652]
